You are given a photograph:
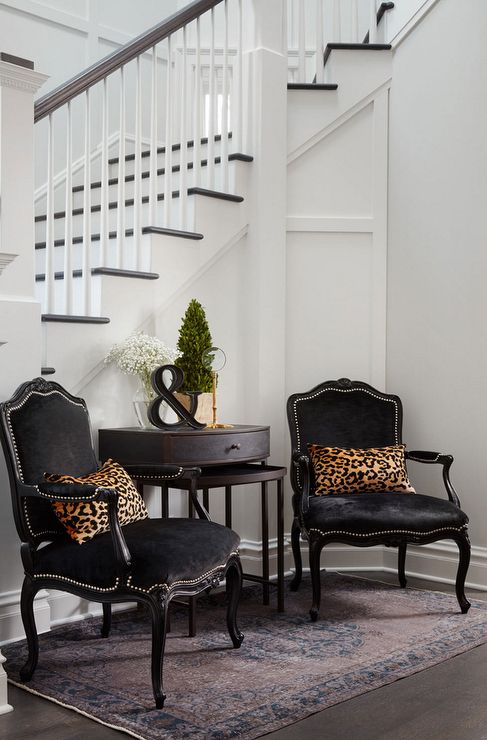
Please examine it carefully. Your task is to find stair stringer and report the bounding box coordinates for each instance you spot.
[287,47,392,157]
[285,56,391,394]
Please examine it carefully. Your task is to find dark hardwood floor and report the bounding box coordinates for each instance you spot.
[2,572,487,740]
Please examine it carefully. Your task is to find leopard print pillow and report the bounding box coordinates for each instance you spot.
[45,458,148,544]
[308,443,415,495]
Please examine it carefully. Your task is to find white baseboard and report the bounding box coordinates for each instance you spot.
[0,651,13,715]
[382,540,487,592]
[0,589,50,647]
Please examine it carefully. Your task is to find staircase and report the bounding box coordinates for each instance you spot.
[27,0,395,393]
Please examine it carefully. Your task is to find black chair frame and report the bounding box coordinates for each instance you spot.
[0,378,243,708]
[287,378,471,620]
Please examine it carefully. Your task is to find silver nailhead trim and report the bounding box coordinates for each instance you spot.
[134,469,184,481]
[292,386,400,453]
[23,498,58,539]
[309,525,468,537]
[33,574,120,592]
[7,388,87,485]
[126,550,240,594]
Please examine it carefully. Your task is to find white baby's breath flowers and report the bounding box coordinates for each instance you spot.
[105,333,178,399]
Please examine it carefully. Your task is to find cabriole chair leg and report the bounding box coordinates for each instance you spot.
[148,594,169,710]
[398,542,407,588]
[101,603,112,638]
[20,577,39,681]
[290,518,303,592]
[226,560,244,648]
[454,533,471,614]
[309,538,322,622]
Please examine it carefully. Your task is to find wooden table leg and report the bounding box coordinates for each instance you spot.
[277,479,284,612]
[261,481,269,605]
[225,485,232,528]
[203,488,209,514]
[161,483,169,518]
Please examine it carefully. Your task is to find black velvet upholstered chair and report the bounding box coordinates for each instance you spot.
[287,378,470,621]
[0,378,243,708]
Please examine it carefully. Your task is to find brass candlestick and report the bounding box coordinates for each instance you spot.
[203,347,233,429]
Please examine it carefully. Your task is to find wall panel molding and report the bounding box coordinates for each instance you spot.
[287,216,373,233]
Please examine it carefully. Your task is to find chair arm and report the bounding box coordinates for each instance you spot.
[291,451,311,516]
[405,449,461,507]
[32,482,132,573]
[123,464,208,520]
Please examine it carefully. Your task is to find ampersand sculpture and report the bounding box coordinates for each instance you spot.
[147,365,206,429]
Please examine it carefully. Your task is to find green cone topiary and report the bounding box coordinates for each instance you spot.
[175,299,214,392]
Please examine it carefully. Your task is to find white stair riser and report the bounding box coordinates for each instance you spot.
[107,137,231,179]
[35,232,154,279]
[35,138,234,214]
[36,158,243,223]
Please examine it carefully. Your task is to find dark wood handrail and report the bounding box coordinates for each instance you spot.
[363,2,394,44]
[34,0,223,123]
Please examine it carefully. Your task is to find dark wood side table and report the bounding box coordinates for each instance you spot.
[99,426,287,630]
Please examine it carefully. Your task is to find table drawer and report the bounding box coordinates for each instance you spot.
[98,425,270,467]
[169,429,270,465]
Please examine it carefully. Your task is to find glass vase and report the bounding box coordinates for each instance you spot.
[133,384,154,428]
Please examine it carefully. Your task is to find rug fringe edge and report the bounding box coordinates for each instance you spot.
[7,678,146,740]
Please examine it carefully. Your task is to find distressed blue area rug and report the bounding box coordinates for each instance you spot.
[4,573,487,739]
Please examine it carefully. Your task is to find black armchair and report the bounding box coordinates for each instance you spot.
[287,378,470,620]
[0,378,243,708]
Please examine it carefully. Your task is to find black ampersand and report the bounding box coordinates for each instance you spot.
[147,365,206,429]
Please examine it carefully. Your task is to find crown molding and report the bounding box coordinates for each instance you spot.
[0,61,48,93]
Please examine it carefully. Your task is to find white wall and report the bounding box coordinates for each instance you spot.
[387,0,487,582]
[0,0,178,94]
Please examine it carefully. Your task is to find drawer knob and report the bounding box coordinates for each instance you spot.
[230,443,241,450]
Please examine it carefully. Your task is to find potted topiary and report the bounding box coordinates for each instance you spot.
[175,298,214,424]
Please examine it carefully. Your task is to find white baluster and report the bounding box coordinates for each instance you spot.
[164,36,173,226]
[193,17,202,189]
[298,0,305,82]
[45,114,54,314]
[208,7,216,189]
[134,56,142,268]
[99,77,108,266]
[63,101,73,314]
[333,0,341,41]
[221,0,229,192]
[351,0,359,42]
[179,26,188,229]
[82,90,92,315]
[369,0,378,43]
[116,66,126,269]
[150,45,158,226]
[315,0,324,84]
[235,0,243,151]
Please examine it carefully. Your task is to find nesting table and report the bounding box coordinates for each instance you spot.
[99,425,287,632]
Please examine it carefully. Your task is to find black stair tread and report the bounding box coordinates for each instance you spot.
[323,42,392,67]
[287,83,338,91]
[68,153,253,198]
[36,267,159,282]
[42,314,110,324]
[41,367,56,375]
[142,226,204,240]
[187,187,244,202]
[108,132,233,166]
[35,188,244,231]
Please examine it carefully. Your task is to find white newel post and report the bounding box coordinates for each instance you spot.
[0,54,49,715]
[243,4,287,465]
